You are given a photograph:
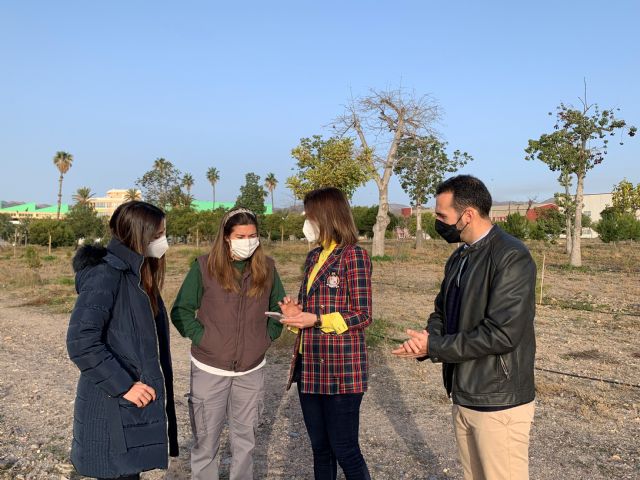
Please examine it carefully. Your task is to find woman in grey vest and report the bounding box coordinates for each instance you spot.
[171,208,286,480]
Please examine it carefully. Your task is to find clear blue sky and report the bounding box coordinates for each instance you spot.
[1,1,638,208]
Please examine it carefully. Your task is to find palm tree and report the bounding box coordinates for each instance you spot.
[153,157,169,175]
[72,187,94,206]
[206,167,220,209]
[53,151,73,219]
[182,173,195,195]
[265,172,278,212]
[124,188,142,201]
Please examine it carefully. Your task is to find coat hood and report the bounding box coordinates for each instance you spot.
[72,244,108,273]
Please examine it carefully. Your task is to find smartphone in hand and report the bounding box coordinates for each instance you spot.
[265,311,284,320]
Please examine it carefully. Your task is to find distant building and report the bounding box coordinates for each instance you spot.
[0,192,273,221]
[89,189,141,217]
[0,202,69,220]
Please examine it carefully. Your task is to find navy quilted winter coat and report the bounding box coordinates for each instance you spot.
[66,239,178,478]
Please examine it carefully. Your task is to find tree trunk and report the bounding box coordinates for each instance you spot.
[564,181,572,255]
[48,233,52,256]
[372,185,390,257]
[415,204,424,249]
[57,174,64,220]
[570,171,585,267]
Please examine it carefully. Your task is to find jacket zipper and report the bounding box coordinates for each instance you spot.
[499,355,511,380]
[233,274,248,372]
[136,265,169,454]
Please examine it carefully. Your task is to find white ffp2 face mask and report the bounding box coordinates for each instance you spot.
[230,238,260,260]
[303,219,320,243]
[145,235,169,258]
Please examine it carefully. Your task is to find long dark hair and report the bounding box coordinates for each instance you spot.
[303,187,359,246]
[207,208,269,297]
[110,201,166,315]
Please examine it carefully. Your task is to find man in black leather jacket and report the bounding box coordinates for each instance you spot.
[393,175,536,480]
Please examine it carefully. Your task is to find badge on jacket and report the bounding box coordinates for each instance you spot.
[326,271,340,289]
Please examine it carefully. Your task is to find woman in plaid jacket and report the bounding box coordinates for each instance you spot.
[280,187,372,480]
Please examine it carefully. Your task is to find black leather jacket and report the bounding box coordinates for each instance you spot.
[427,226,536,407]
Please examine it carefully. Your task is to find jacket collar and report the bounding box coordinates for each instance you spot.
[460,225,498,258]
[305,244,346,297]
[106,238,145,275]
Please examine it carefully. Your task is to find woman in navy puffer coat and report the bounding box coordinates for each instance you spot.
[67,201,178,479]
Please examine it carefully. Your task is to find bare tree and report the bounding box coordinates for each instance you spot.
[334,87,441,256]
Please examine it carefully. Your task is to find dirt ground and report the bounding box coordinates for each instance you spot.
[0,240,638,479]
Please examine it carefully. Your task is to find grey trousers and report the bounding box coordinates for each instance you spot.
[189,363,265,480]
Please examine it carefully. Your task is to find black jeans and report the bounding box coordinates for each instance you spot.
[298,391,371,480]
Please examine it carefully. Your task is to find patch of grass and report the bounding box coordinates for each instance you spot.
[57,276,75,286]
[555,264,592,273]
[42,255,57,261]
[367,317,395,347]
[556,299,595,312]
[561,349,605,360]
[371,255,393,262]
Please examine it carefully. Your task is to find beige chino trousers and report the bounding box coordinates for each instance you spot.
[452,401,535,480]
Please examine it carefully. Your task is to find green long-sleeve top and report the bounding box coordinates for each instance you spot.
[171,260,285,345]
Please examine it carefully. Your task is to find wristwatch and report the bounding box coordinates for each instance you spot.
[313,314,322,328]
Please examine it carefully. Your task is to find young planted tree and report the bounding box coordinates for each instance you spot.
[206,167,221,207]
[394,136,472,248]
[136,158,183,209]
[236,172,267,218]
[53,151,73,219]
[286,135,371,201]
[72,187,94,206]
[525,91,636,266]
[334,88,441,256]
[612,179,640,213]
[554,170,575,255]
[264,173,278,211]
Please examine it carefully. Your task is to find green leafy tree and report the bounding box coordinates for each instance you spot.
[265,173,278,212]
[0,214,15,241]
[65,204,105,242]
[72,187,94,206]
[166,207,198,240]
[525,88,636,266]
[53,151,73,219]
[407,212,437,239]
[351,206,378,237]
[28,219,75,247]
[167,185,194,209]
[263,212,305,241]
[286,136,372,200]
[236,172,267,218]
[497,213,530,240]
[136,158,183,209]
[529,207,565,242]
[594,207,640,242]
[206,167,221,206]
[394,135,472,248]
[612,179,640,213]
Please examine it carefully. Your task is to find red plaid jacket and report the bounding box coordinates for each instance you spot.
[286,243,373,394]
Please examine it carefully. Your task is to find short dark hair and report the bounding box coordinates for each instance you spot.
[435,175,492,218]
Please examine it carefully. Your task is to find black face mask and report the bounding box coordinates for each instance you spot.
[435,213,467,243]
